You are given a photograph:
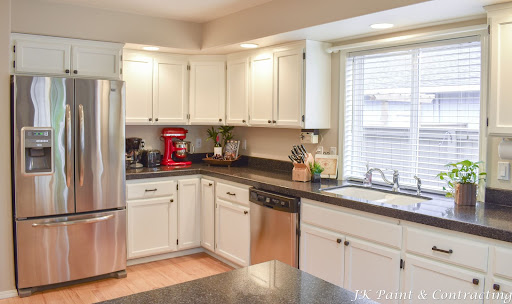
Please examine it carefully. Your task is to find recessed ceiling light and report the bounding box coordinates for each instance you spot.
[142,46,160,51]
[240,43,259,49]
[370,23,394,29]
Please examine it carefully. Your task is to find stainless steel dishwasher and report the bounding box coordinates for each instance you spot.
[249,188,300,268]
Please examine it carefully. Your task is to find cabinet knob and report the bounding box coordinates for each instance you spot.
[493,284,500,291]
[268,120,272,124]
[148,118,152,121]
[242,120,246,123]
[344,241,350,246]
[336,238,342,244]
[65,69,70,74]
[244,211,248,215]
[472,279,480,285]
[219,118,222,122]
[170,199,174,203]
[209,183,213,186]
[73,70,78,74]
[155,118,159,122]
[273,120,276,123]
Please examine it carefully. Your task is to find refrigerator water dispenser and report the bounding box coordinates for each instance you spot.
[21,127,54,175]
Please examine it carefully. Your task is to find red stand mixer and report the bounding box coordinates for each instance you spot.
[161,128,192,166]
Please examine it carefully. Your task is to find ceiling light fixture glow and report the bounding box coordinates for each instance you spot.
[142,46,160,51]
[370,23,394,29]
[240,43,259,49]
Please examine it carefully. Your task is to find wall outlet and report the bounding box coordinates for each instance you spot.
[316,146,324,154]
[329,147,337,155]
[498,162,510,181]
[195,138,202,149]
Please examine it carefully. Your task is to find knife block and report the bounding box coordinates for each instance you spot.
[292,163,311,182]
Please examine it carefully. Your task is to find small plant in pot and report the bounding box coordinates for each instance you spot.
[206,127,222,158]
[436,160,486,206]
[310,162,324,183]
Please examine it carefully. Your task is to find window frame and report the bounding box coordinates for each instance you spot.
[337,28,488,198]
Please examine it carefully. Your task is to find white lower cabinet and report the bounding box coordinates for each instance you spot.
[201,179,215,252]
[127,192,177,259]
[177,178,201,250]
[300,223,345,287]
[215,198,250,266]
[488,279,512,304]
[402,255,485,304]
[344,237,401,304]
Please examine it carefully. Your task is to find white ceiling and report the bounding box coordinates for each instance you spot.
[44,0,274,22]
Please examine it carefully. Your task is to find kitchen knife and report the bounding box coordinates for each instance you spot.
[288,155,296,163]
[300,145,308,155]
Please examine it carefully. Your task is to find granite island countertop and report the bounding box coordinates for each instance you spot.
[97,260,378,304]
[127,164,512,243]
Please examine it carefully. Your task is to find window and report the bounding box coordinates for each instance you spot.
[343,37,482,191]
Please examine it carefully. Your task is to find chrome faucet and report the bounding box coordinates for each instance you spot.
[414,175,422,196]
[363,167,400,192]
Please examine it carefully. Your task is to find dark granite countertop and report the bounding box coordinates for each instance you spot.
[127,164,512,243]
[97,260,378,304]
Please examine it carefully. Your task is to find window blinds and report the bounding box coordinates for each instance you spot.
[344,37,482,191]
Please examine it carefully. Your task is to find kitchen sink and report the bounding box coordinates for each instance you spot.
[322,186,430,206]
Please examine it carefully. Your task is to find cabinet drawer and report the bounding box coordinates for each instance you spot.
[405,227,488,272]
[127,180,176,200]
[216,182,249,207]
[494,246,512,280]
[301,202,401,249]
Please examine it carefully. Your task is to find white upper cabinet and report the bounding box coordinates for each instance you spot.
[249,52,274,126]
[226,56,249,125]
[123,51,154,125]
[153,55,189,125]
[177,178,201,250]
[71,45,121,79]
[273,48,304,128]
[11,34,123,79]
[189,60,226,125]
[487,5,512,136]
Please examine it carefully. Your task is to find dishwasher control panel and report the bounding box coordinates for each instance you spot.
[249,188,300,213]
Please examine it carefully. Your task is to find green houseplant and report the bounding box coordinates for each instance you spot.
[436,160,486,205]
[218,126,235,147]
[206,127,222,156]
[309,162,324,183]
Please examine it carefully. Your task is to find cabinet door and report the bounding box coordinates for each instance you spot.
[127,195,177,259]
[71,45,121,79]
[226,58,249,125]
[489,15,512,135]
[123,52,153,125]
[344,237,401,304]
[215,198,250,266]
[299,224,344,287]
[488,279,512,304]
[273,48,304,128]
[189,61,226,125]
[153,56,189,125]
[178,178,201,250]
[14,39,71,76]
[249,53,274,126]
[403,255,485,304]
[201,179,215,252]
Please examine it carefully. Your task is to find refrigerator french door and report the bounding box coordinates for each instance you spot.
[11,76,127,294]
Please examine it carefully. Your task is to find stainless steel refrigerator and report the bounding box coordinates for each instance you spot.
[11,75,127,296]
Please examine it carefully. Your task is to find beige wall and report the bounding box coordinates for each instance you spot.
[1,0,15,295]
[202,0,429,48]
[11,0,202,49]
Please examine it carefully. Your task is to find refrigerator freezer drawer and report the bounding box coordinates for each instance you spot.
[16,209,126,289]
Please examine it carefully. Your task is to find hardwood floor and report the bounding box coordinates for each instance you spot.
[0,253,233,304]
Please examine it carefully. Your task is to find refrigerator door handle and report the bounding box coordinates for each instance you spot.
[65,104,72,187]
[31,214,114,228]
[78,104,85,186]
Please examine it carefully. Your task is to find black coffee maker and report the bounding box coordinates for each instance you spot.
[126,137,143,168]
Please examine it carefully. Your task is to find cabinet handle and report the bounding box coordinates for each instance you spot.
[472,278,480,286]
[226,192,236,196]
[268,120,271,124]
[344,241,350,246]
[170,199,174,203]
[149,118,152,122]
[336,238,342,244]
[273,120,276,123]
[65,69,70,74]
[244,211,248,215]
[73,70,78,74]
[145,189,157,192]
[432,246,453,254]
[209,183,213,186]
[155,118,159,122]
[493,284,500,291]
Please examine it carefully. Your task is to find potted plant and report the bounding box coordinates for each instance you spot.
[309,162,324,183]
[436,160,486,206]
[219,126,235,148]
[206,127,222,157]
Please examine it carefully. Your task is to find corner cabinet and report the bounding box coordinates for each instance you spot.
[487,4,512,136]
[201,179,215,252]
[189,60,226,125]
[226,57,249,125]
[249,51,275,126]
[11,33,122,80]
[177,178,201,250]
